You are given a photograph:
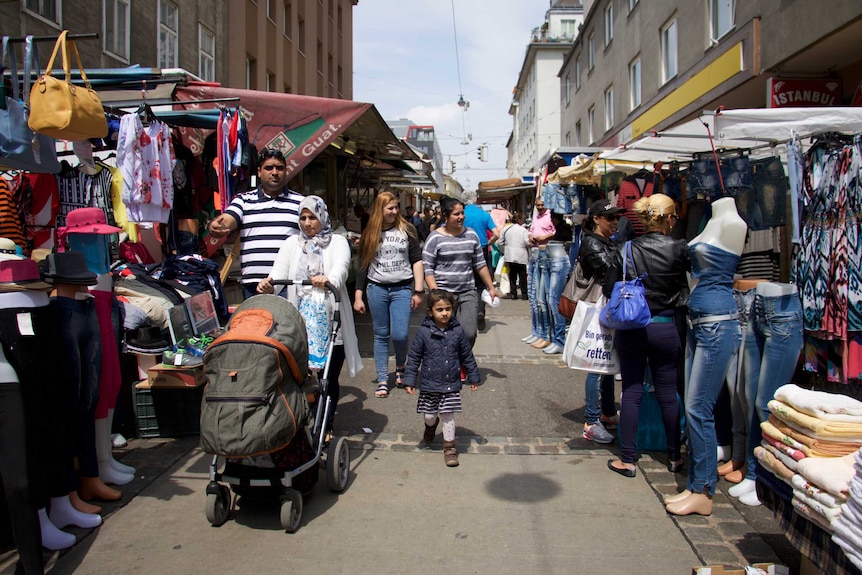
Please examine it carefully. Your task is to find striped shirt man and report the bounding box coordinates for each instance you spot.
[422,229,487,294]
[225,188,303,287]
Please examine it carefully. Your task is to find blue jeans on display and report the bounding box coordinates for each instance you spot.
[735,157,787,231]
[584,372,617,425]
[720,156,753,196]
[686,159,721,200]
[545,253,570,346]
[529,250,549,340]
[536,250,551,342]
[744,293,804,481]
[724,289,756,461]
[366,282,413,383]
[50,297,102,479]
[684,318,742,495]
[542,183,571,214]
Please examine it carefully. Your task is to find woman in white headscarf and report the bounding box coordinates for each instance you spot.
[257,195,363,435]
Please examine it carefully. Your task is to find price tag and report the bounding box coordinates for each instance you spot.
[16,313,35,336]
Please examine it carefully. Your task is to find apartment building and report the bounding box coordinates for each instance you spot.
[507,0,583,178]
[0,0,355,98]
[561,0,862,148]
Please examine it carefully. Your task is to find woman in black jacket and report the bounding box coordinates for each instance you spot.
[604,193,689,479]
[578,200,625,444]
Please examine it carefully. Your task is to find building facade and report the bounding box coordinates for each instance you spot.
[507,0,583,178]
[0,0,355,98]
[560,0,862,148]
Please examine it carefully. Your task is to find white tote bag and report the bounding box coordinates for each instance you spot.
[563,297,620,374]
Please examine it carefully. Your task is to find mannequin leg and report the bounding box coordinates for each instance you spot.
[77,476,122,502]
[106,408,135,475]
[37,508,75,551]
[94,417,133,485]
[48,495,101,529]
[727,477,757,498]
[69,490,101,515]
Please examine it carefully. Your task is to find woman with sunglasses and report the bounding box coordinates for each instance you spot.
[577,200,626,444]
[604,193,689,482]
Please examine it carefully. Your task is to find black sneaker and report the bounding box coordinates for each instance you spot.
[477,313,486,331]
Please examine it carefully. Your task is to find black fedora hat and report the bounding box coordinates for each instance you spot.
[125,326,171,354]
[40,251,98,285]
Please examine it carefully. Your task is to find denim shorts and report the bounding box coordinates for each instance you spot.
[734,156,787,230]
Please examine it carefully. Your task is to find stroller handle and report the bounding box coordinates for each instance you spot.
[269,279,340,304]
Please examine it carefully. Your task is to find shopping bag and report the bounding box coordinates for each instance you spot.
[297,286,332,371]
[28,30,108,141]
[563,297,619,374]
[600,241,650,330]
[558,259,602,319]
[499,263,510,295]
[636,378,686,452]
[0,36,60,173]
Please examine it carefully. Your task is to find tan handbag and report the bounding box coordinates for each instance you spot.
[558,260,603,319]
[28,30,108,141]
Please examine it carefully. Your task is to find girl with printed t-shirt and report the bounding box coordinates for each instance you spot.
[354,191,425,399]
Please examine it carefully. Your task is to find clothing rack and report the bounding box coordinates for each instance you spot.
[2,33,99,44]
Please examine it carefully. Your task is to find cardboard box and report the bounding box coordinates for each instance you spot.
[146,364,206,388]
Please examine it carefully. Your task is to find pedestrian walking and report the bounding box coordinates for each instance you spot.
[498,212,530,299]
[403,289,480,467]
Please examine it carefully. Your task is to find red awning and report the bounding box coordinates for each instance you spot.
[174,83,372,178]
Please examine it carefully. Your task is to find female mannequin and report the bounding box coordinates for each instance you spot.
[667,197,745,516]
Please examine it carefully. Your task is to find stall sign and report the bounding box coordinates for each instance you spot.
[767,78,842,108]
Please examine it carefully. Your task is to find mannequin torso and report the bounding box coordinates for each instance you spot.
[690,197,747,256]
[756,281,797,297]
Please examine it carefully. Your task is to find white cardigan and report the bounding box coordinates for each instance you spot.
[269,234,363,378]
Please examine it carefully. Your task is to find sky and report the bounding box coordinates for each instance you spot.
[352,1,554,191]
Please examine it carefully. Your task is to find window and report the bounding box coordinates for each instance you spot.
[564,73,571,105]
[575,121,582,147]
[661,18,678,83]
[710,0,735,42]
[284,1,292,38]
[629,56,641,110]
[587,106,595,144]
[628,0,639,11]
[561,19,577,40]
[266,0,276,21]
[575,57,581,90]
[246,58,256,89]
[564,131,571,147]
[588,32,595,71]
[604,86,614,130]
[23,0,60,25]
[604,3,613,46]
[103,0,130,61]
[198,24,215,81]
[158,0,179,69]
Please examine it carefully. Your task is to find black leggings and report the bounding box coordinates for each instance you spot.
[507,262,528,297]
[0,384,43,575]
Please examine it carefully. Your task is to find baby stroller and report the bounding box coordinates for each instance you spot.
[200,281,349,532]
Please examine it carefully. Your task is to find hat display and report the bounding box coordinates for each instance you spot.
[40,252,98,285]
[125,326,171,354]
[0,238,23,262]
[62,208,122,235]
[587,200,625,219]
[0,259,53,292]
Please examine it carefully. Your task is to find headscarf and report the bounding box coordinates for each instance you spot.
[298,195,332,277]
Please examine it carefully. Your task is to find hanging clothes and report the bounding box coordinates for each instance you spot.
[616,171,655,236]
[21,172,60,252]
[0,177,25,248]
[117,113,176,223]
[55,162,116,228]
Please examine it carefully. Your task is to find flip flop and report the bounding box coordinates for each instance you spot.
[374,382,389,398]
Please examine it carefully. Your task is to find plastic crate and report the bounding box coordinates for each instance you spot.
[133,384,203,438]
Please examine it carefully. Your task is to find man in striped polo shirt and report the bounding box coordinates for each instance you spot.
[207,148,304,299]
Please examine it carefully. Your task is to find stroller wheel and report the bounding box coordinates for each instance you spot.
[280,489,303,533]
[205,484,231,526]
[326,437,350,492]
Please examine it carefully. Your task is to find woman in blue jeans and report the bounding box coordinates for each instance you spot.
[354,191,425,398]
[578,200,626,443]
[604,194,689,486]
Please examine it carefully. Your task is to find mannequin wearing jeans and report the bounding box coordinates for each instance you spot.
[542,241,571,354]
[668,197,745,516]
[728,281,803,507]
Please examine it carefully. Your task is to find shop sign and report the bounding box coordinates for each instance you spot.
[767,78,842,108]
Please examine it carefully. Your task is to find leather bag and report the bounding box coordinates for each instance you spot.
[28,30,108,141]
[600,241,651,330]
[0,38,31,156]
[558,259,603,319]
[0,36,60,173]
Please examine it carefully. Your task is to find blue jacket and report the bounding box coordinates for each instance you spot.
[403,316,480,392]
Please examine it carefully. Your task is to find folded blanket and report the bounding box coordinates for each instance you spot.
[761,440,799,472]
[768,415,861,457]
[796,452,856,500]
[762,431,806,461]
[791,496,835,532]
[754,445,795,481]
[833,506,862,571]
[763,418,814,456]
[775,383,862,422]
[832,531,862,572]
[793,488,842,522]
[769,400,862,440]
[791,473,846,508]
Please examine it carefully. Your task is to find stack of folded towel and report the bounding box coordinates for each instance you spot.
[832,449,862,570]
[756,384,862,533]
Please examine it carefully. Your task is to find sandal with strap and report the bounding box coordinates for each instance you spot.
[395,368,405,388]
[374,382,389,398]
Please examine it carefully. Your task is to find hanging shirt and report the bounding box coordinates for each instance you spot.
[118,114,176,223]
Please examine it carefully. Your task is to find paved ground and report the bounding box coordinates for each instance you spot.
[0,298,799,574]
